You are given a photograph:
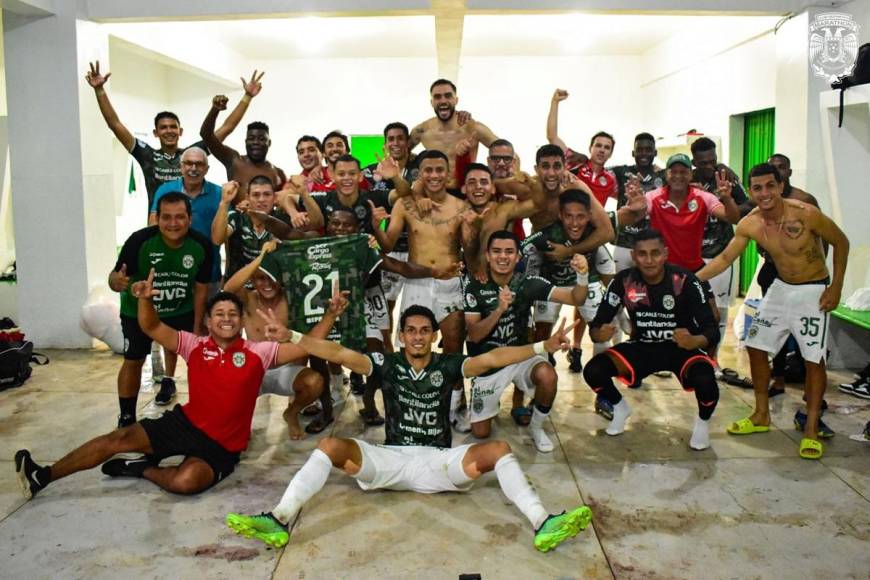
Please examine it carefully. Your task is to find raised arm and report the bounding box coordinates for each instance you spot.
[464,318,577,377]
[200,96,240,169]
[86,61,134,152]
[695,224,751,282]
[133,269,179,353]
[546,89,571,153]
[547,255,590,306]
[213,71,264,142]
[369,199,405,252]
[223,240,277,294]
[211,181,238,245]
[812,209,850,311]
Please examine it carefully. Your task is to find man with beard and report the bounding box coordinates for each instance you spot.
[200,96,286,199]
[696,163,849,459]
[370,149,476,430]
[409,79,499,191]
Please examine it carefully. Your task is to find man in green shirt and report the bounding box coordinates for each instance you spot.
[226,305,592,553]
[108,193,212,427]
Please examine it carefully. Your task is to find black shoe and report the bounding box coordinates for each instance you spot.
[568,348,583,373]
[118,413,136,428]
[350,372,365,396]
[101,455,155,478]
[14,450,49,499]
[155,377,176,406]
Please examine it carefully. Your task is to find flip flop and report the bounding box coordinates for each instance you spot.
[511,406,532,426]
[358,409,386,426]
[721,369,754,389]
[726,417,770,435]
[798,437,823,460]
[304,415,335,434]
[793,410,835,439]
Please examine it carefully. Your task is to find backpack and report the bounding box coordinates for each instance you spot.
[0,318,49,392]
[831,43,870,127]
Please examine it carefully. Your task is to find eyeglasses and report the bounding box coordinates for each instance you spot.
[488,155,513,164]
[182,161,206,167]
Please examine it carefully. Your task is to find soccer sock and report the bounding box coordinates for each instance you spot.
[690,417,711,450]
[592,341,610,357]
[119,396,137,418]
[529,404,554,452]
[273,449,332,526]
[606,399,632,436]
[494,453,548,530]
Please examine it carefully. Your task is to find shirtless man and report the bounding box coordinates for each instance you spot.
[370,149,475,429]
[696,163,849,460]
[200,96,286,199]
[409,79,499,190]
[223,241,325,440]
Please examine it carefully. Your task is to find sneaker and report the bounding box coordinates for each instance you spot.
[534,505,593,552]
[567,348,583,373]
[594,396,614,421]
[101,456,155,478]
[839,376,870,400]
[768,386,786,398]
[350,372,365,396]
[117,413,136,428]
[155,377,176,406]
[14,450,49,499]
[226,512,289,548]
[794,410,835,438]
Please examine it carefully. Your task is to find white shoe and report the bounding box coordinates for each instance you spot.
[689,417,711,450]
[605,400,632,436]
[531,427,554,452]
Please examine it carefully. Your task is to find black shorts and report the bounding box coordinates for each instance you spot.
[139,405,240,487]
[120,312,194,360]
[607,341,715,391]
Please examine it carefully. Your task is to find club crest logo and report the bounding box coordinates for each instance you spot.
[465,293,478,308]
[232,352,246,368]
[687,199,699,212]
[598,176,607,186]
[182,255,194,269]
[355,206,367,220]
[430,370,444,387]
[371,352,385,366]
[809,12,860,82]
[748,325,759,338]
[473,395,484,414]
[608,292,620,307]
[662,294,675,310]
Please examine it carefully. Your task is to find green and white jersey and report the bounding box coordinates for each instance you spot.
[309,189,389,235]
[463,273,554,358]
[116,226,212,318]
[259,234,382,351]
[522,222,612,286]
[367,351,468,448]
[225,210,279,279]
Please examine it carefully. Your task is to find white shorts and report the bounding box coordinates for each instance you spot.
[381,251,408,302]
[469,355,549,422]
[535,281,603,324]
[259,364,305,397]
[352,439,474,493]
[703,257,734,309]
[400,276,463,323]
[746,278,829,364]
[612,245,634,273]
[365,284,390,340]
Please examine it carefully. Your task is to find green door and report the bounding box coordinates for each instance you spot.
[739,108,775,295]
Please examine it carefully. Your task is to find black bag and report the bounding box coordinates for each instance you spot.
[0,318,49,392]
[831,42,870,127]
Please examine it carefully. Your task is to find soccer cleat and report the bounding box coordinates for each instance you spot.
[567,348,583,373]
[155,377,176,406]
[839,376,870,400]
[594,396,614,421]
[118,413,136,428]
[226,512,289,548]
[534,505,593,552]
[350,372,365,396]
[14,450,48,499]
[101,456,155,478]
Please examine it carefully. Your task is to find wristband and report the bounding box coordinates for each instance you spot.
[576,271,589,285]
[241,94,252,104]
[289,330,303,344]
[533,342,547,356]
[95,88,106,96]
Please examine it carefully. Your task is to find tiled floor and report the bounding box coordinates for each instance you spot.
[1,329,868,579]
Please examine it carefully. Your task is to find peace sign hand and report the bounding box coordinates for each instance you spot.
[374,149,399,180]
[256,307,290,342]
[86,61,111,89]
[715,169,733,200]
[241,70,265,97]
[544,318,581,353]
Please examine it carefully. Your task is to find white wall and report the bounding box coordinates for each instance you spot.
[459,56,643,169]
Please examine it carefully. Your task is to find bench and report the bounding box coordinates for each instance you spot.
[827,305,870,370]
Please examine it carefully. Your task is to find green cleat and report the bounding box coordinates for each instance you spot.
[534,505,593,553]
[226,512,289,549]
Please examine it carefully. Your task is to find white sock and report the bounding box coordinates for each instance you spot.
[592,341,610,357]
[449,389,462,419]
[272,449,332,525]
[529,407,554,452]
[606,399,632,436]
[494,453,549,529]
[690,416,711,450]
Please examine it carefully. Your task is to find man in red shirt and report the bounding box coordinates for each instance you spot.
[618,154,739,272]
[14,273,348,499]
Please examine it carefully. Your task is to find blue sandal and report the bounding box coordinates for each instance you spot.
[794,410,835,439]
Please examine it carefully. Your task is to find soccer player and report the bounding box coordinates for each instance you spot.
[465,231,589,451]
[108,193,212,425]
[225,305,592,553]
[696,163,849,459]
[583,229,721,451]
[14,275,347,499]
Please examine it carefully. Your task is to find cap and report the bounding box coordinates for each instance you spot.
[666,153,692,169]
